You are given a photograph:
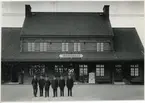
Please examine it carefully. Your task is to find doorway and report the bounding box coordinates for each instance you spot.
[114,65,123,82]
[79,64,88,83]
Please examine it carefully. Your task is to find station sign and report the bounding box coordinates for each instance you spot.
[59,54,83,58]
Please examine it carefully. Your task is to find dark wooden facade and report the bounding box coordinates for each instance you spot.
[1,5,144,84]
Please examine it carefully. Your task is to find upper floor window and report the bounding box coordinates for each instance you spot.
[62,43,68,52]
[74,43,81,52]
[28,42,35,52]
[130,64,139,76]
[40,42,48,52]
[96,42,110,52]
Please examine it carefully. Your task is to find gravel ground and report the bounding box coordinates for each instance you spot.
[1,84,144,101]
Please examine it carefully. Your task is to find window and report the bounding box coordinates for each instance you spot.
[96,42,110,52]
[97,43,104,52]
[79,65,88,76]
[62,43,68,52]
[130,64,139,76]
[40,42,48,52]
[28,42,35,52]
[96,65,104,76]
[55,65,63,73]
[74,43,81,52]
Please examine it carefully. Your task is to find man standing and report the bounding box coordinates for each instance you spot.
[59,76,65,97]
[44,76,51,97]
[38,75,45,97]
[51,76,58,97]
[19,69,24,84]
[66,75,74,97]
[31,75,38,97]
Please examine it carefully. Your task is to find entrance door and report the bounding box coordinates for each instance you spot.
[114,65,123,82]
[79,64,88,83]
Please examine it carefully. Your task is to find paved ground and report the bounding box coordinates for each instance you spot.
[1,84,144,101]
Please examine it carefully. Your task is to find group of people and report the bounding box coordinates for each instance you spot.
[31,75,74,97]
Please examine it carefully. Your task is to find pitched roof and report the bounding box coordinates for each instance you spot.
[2,28,21,60]
[2,27,144,62]
[113,28,144,60]
[20,12,114,37]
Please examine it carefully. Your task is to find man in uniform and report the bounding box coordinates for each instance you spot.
[59,76,65,96]
[66,75,74,96]
[31,75,38,97]
[51,76,58,97]
[38,75,45,97]
[44,76,51,97]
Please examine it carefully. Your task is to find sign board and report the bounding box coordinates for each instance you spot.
[89,72,95,83]
[59,54,83,58]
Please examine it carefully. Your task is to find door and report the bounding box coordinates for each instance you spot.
[114,65,123,82]
[79,64,88,83]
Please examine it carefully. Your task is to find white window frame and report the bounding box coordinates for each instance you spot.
[96,65,104,76]
[28,42,35,52]
[97,42,104,52]
[130,64,139,76]
[62,43,68,52]
[74,43,81,52]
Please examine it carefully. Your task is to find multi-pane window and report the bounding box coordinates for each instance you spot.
[40,42,48,52]
[96,42,110,52]
[28,42,35,52]
[96,65,104,76]
[25,41,50,52]
[55,65,63,73]
[130,64,139,76]
[74,43,81,52]
[79,65,88,76]
[97,43,103,52]
[62,43,68,52]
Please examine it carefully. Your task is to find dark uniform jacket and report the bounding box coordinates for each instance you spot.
[31,78,38,88]
[59,79,65,89]
[45,80,51,90]
[39,79,45,88]
[51,79,58,89]
[66,78,74,89]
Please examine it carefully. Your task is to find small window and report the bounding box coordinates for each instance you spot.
[130,64,139,76]
[40,42,48,52]
[97,42,110,52]
[96,65,105,76]
[74,43,81,52]
[97,43,104,52]
[62,43,68,52]
[28,42,35,52]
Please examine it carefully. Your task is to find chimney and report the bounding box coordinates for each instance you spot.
[25,5,32,17]
[103,5,110,19]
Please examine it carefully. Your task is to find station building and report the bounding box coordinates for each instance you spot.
[1,5,144,84]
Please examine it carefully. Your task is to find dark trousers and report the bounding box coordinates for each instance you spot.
[68,88,72,96]
[60,88,64,96]
[39,87,44,96]
[45,88,50,97]
[33,87,38,97]
[53,89,57,97]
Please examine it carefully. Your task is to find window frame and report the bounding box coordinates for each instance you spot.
[62,43,69,52]
[96,64,105,76]
[74,43,81,52]
[130,64,139,77]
